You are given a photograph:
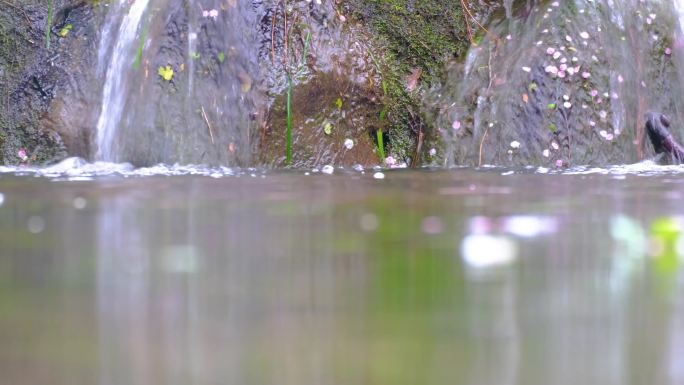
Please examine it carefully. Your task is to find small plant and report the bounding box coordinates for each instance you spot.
[46,0,53,49]
[58,24,72,37]
[283,29,311,165]
[133,20,149,69]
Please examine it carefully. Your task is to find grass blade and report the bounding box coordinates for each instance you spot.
[46,0,53,49]
[286,76,292,165]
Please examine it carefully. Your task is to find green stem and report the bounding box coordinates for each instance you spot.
[286,76,292,165]
[133,20,149,70]
[376,129,385,161]
[46,0,53,49]
[299,30,311,69]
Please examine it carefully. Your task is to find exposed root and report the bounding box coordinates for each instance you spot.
[270,5,276,65]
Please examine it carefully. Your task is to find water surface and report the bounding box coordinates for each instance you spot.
[2,165,684,384]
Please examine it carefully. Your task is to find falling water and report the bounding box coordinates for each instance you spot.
[429,0,684,167]
[95,0,151,161]
[676,0,684,34]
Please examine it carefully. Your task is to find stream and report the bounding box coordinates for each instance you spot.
[2,164,684,384]
[4,0,684,383]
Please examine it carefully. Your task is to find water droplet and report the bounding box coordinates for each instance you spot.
[27,216,45,234]
[73,197,87,210]
[422,217,443,235]
[360,213,379,232]
[321,165,334,174]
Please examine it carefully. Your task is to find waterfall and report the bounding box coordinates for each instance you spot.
[95,0,150,161]
[428,0,684,167]
[676,0,684,34]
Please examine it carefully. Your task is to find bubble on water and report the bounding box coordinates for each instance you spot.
[501,216,558,238]
[73,197,87,210]
[162,245,200,274]
[321,165,334,174]
[27,216,45,234]
[360,213,379,232]
[421,216,443,235]
[461,235,518,269]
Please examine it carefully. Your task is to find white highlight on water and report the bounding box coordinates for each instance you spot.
[95,0,150,161]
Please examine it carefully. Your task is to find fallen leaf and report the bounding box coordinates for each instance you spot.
[158,65,174,81]
[406,68,422,92]
[58,23,72,37]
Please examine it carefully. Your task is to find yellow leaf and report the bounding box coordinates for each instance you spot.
[158,65,174,81]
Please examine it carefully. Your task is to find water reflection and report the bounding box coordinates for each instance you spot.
[1,170,684,384]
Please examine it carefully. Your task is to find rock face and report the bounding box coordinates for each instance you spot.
[428,0,684,167]
[0,0,483,167]
[0,0,95,165]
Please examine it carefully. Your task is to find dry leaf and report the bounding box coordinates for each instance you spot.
[406,68,422,92]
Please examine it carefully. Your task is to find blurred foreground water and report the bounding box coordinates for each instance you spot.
[2,164,684,384]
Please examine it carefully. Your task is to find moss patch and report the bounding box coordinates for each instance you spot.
[342,0,472,84]
[340,0,481,165]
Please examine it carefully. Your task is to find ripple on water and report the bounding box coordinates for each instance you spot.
[4,157,684,180]
[555,161,684,176]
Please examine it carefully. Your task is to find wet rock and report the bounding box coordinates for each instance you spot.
[1,0,485,167]
[0,0,96,165]
[428,0,680,167]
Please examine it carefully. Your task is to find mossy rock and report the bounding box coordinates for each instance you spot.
[339,0,488,165]
[342,0,474,84]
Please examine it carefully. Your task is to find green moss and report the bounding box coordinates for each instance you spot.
[342,0,478,164]
[344,0,471,84]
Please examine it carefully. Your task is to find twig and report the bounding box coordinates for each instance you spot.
[283,0,289,68]
[487,45,494,90]
[460,1,499,44]
[201,106,215,144]
[413,130,424,168]
[478,125,490,166]
[459,0,473,44]
[270,6,276,65]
